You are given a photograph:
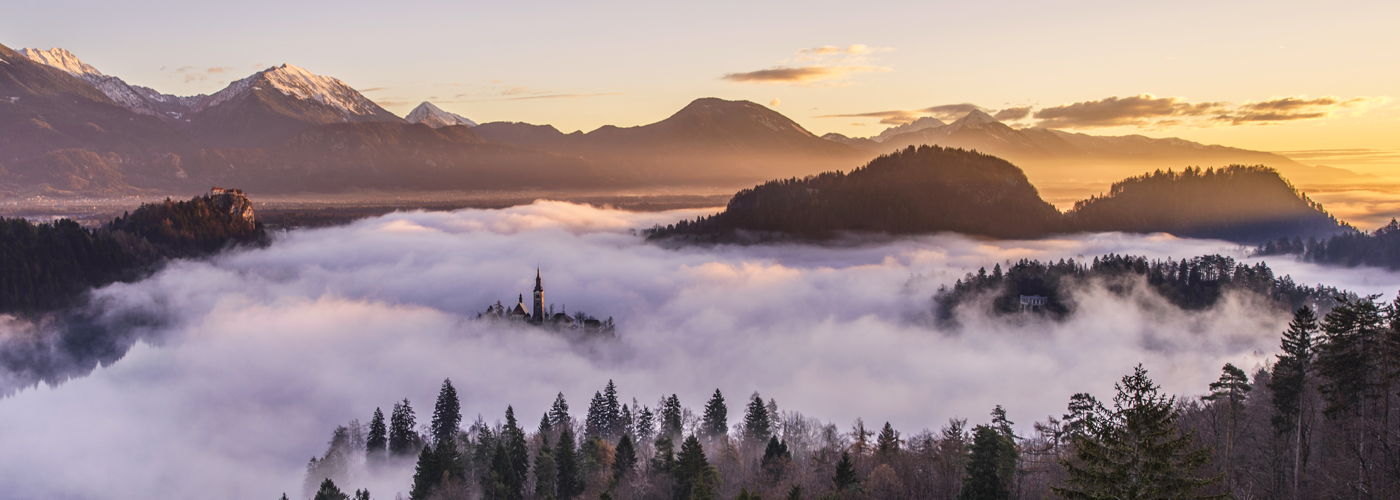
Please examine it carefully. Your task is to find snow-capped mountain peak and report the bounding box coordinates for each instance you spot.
[406,101,478,128]
[952,109,1000,127]
[19,47,102,77]
[873,116,947,142]
[261,64,383,116]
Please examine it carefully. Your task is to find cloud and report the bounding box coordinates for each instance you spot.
[358,87,389,93]
[817,104,989,125]
[795,44,891,60]
[769,98,781,108]
[165,65,238,84]
[816,109,922,125]
[2,201,1395,500]
[920,103,986,122]
[720,65,889,85]
[1218,96,1377,125]
[503,92,626,101]
[1032,94,1228,129]
[993,106,1033,121]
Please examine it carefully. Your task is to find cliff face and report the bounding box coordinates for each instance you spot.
[108,188,267,256]
[208,187,256,231]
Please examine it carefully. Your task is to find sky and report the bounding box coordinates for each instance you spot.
[6,201,1398,499]
[5,0,1399,171]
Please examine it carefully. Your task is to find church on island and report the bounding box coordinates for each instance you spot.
[478,269,614,332]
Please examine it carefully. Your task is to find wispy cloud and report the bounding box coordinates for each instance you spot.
[504,92,625,101]
[818,104,1001,125]
[723,44,893,87]
[1032,94,1381,129]
[721,65,888,85]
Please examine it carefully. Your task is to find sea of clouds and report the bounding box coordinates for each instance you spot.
[1,200,1397,500]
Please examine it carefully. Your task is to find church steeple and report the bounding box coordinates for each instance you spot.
[531,268,544,323]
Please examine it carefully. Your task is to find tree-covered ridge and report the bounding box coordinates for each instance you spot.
[1257,218,1400,270]
[645,151,1342,245]
[299,296,1400,500]
[0,190,266,315]
[645,146,1063,241]
[933,253,1344,325]
[1066,165,1344,242]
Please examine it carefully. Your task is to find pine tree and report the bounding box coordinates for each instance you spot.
[431,379,462,447]
[550,392,571,430]
[314,478,350,500]
[535,434,558,500]
[409,443,442,500]
[957,425,1009,500]
[614,433,638,482]
[637,406,656,445]
[1204,363,1250,493]
[1268,306,1317,500]
[832,451,858,492]
[540,412,554,436]
[483,442,510,500]
[620,403,635,439]
[761,436,790,480]
[1316,296,1388,417]
[503,406,529,500]
[651,435,676,473]
[367,407,387,464]
[1052,365,1221,500]
[662,395,684,439]
[743,392,771,444]
[353,489,370,500]
[701,389,727,440]
[390,399,419,457]
[988,406,1018,494]
[556,426,581,500]
[604,380,622,440]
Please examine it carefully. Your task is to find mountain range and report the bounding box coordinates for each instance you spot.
[0,42,1366,198]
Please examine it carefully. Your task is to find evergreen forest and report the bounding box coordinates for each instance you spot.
[296,295,1400,500]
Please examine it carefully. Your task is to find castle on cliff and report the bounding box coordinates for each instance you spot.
[479,269,613,332]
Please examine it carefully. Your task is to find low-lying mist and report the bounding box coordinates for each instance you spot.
[0,200,1395,500]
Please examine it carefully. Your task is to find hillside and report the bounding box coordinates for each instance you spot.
[645,145,1062,241]
[647,149,1344,244]
[1067,165,1344,242]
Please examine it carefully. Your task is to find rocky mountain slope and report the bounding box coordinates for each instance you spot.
[406,101,477,128]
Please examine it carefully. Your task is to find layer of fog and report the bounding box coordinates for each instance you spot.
[1,200,1397,500]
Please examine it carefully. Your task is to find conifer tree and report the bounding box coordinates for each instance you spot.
[535,434,558,500]
[743,392,771,444]
[1316,296,1387,417]
[876,422,900,464]
[675,435,716,500]
[555,426,582,500]
[1268,306,1317,499]
[701,389,728,440]
[614,433,638,482]
[503,406,529,500]
[620,404,634,439]
[366,407,387,463]
[539,413,554,436]
[430,379,462,447]
[761,436,790,480]
[474,425,497,479]
[483,442,510,500]
[988,406,1018,494]
[314,478,350,500]
[637,406,656,445]
[549,392,571,430]
[785,485,802,500]
[1052,365,1220,500]
[662,395,684,439]
[353,489,370,500]
[586,391,607,439]
[832,451,858,492]
[1204,363,1250,493]
[957,425,1009,500]
[604,380,622,439]
[651,435,676,474]
[390,399,419,457]
[409,443,442,500]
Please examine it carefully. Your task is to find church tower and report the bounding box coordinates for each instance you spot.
[531,268,544,323]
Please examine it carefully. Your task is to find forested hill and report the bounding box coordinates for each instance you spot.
[645,145,1063,241]
[646,149,1345,244]
[0,189,267,315]
[1066,165,1344,242]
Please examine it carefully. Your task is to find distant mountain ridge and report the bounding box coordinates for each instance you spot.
[826,110,1366,186]
[406,101,477,128]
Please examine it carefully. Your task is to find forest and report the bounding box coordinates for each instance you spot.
[0,190,267,315]
[933,253,1345,326]
[1258,218,1400,270]
[294,294,1400,500]
[644,147,1343,245]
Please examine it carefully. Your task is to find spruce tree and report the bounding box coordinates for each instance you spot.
[832,451,858,492]
[1316,296,1387,417]
[761,436,790,480]
[662,395,684,439]
[1204,363,1250,492]
[353,490,370,500]
[637,406,656,445]
[555,426,582,500]
[876,422,900,464]
[604,380,622,440]
[314,478,350,500]
[957,425,1009,500]
[535,434,559,500]
[539,412,554,436]
[390,399,419,457]
[409,443,442,500]
[988,406,1018,494]
[483,442,510,500]
[675,435,714,500]
[503,406,529,500]
[701,389,728,440]
[586,391,607,440]
[366,407,387,463]
[614,433,638,482]
[1052,365,1221,500]
[431,379,462,447]
[620,404,634,439]
[651,435,676,473]
[549,392,571,430]
[743,392,771,444]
